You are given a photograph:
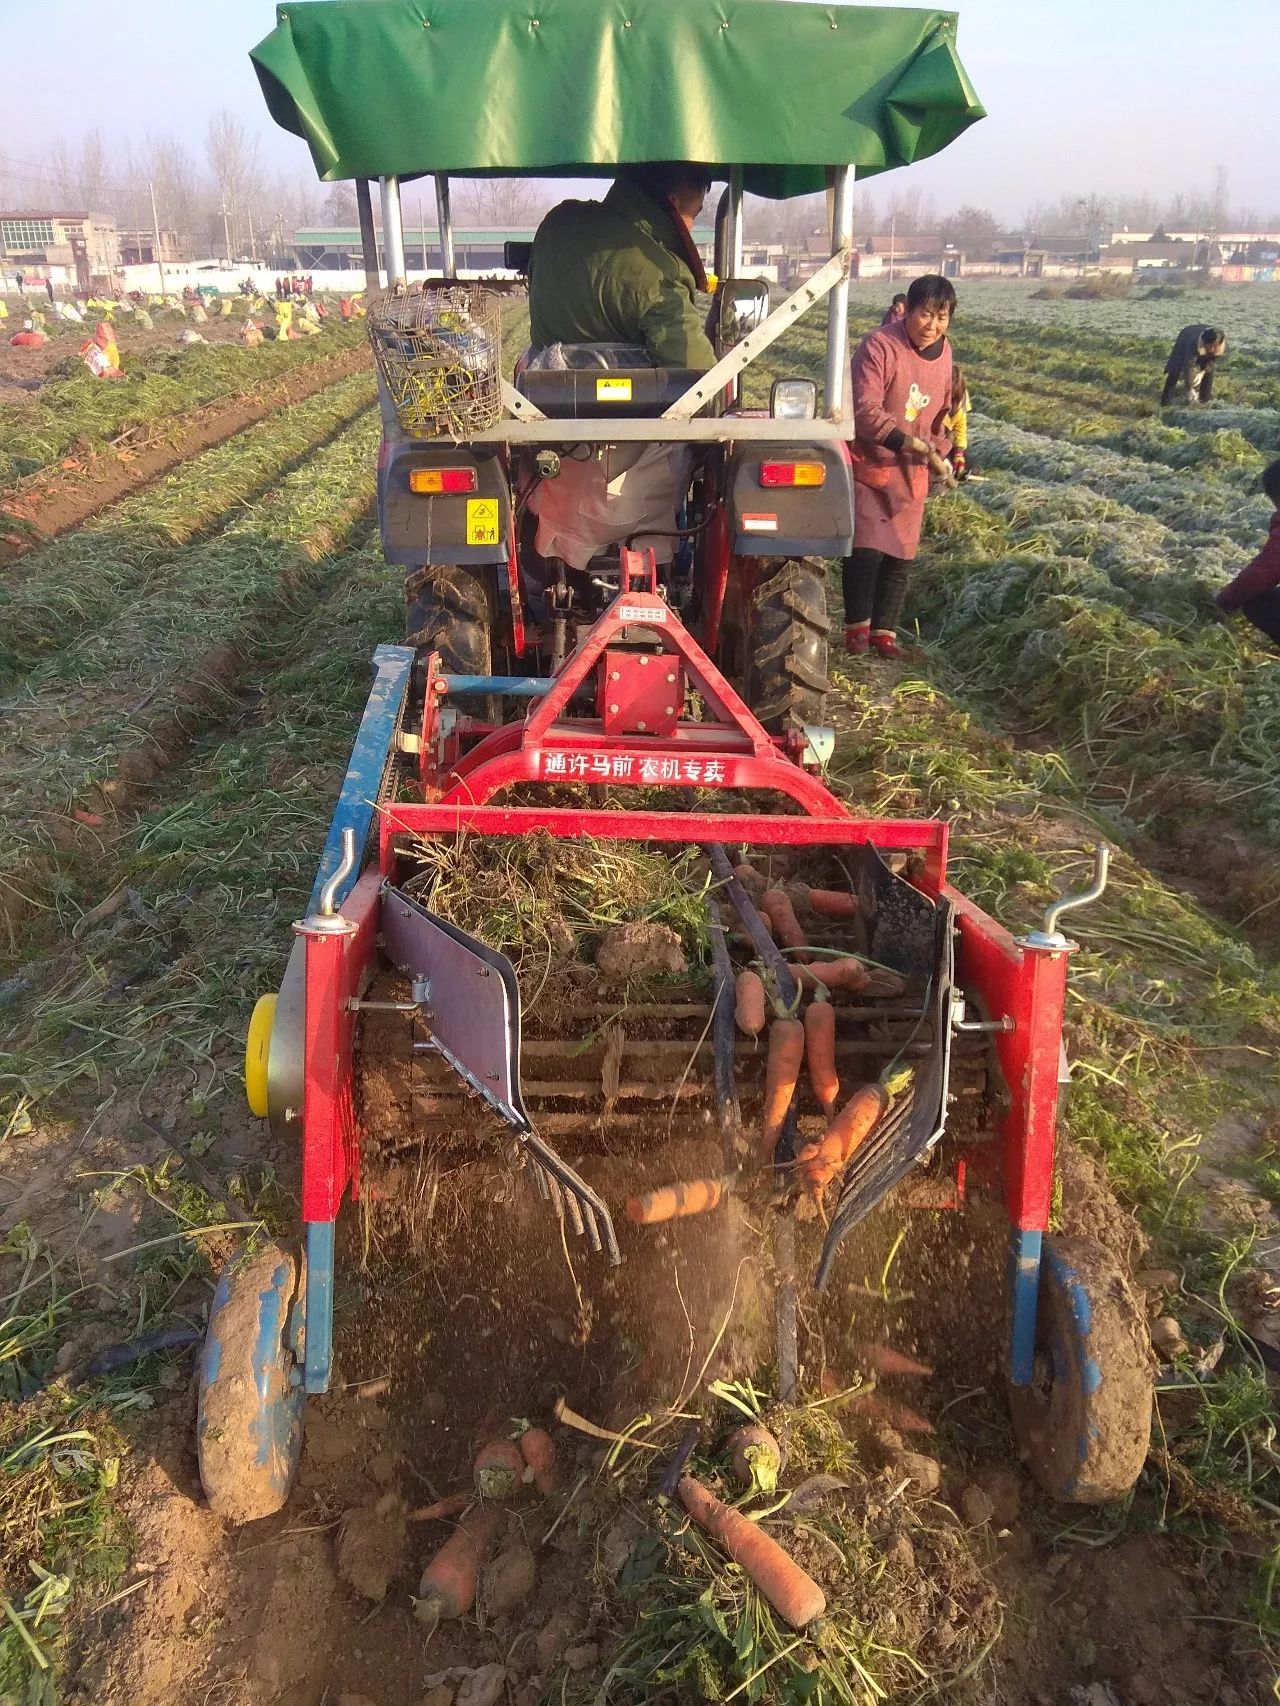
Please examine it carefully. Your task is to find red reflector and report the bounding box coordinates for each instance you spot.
[759,461,825,488]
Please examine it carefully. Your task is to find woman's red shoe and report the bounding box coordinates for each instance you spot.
[870,629,903,659]
[844,622,871,655]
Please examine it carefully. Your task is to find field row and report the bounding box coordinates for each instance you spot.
[1,407,380,931]
[0,319,368,488]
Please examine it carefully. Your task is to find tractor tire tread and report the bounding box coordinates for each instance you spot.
[746,558,831,734]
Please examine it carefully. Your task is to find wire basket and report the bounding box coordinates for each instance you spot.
[367,285,502,438]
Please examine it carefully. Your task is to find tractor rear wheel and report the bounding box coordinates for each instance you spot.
[405,564,495,718]
[745,559,831,735]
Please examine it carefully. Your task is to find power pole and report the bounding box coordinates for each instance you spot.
[247,207,257,264]
[221,203,232,264]
[888,213,896,283]
[149,179,168,298]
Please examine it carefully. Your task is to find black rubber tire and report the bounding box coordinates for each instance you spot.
[404,564,495,719]
[745,558,831,735]
[1008,1235,1153,1504]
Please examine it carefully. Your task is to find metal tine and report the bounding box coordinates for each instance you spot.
[581,1202,604,1254]
[564,1186,586,1240]
[531,1159,552,1201]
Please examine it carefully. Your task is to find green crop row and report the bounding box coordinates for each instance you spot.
[0,367,377,685]
[0,321,369,489]
[0,411,380,922]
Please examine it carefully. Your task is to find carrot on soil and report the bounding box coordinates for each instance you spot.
[803,886,859,920]
[415,1505,504,1622]
[625,1178,725,1225]
[803,1000,839,1116]
[761,1018,805,1162]
[726,1423,783,1494]
[407,1492,471,1523]
[678,1473,826,1628]
[800,1081,890,1192]
[760,887,807,948]
[518,1426,557,1495]
[793,958,872,993]
[473,1438,526,1501]
[734,968,766,1037]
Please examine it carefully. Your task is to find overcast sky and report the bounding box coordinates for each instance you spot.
[3,0,1278,221]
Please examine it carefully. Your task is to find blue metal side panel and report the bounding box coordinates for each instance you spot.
[1007,1227,1043,1387]
[303,1220,336,1393]
[441,675,552,698]
[307,643,415,915]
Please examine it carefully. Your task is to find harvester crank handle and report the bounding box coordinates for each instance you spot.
[1023,844,1111,951]
[704,845,798,1009]
[319,827,358,918]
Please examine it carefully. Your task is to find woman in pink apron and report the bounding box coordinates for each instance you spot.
[844,275,957,659]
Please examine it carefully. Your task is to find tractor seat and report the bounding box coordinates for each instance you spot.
[516,342,710,418]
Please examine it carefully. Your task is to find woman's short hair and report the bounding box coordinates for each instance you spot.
[906,274,957,315]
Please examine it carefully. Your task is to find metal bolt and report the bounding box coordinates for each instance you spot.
[637,720,647,731]
[639,656,648,666]
[664,706,676,716]
[610,670,620,681]
[666,672,676,684]
[608,703,619,714]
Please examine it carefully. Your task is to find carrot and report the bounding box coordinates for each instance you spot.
[803,1000,839,1116]
[726,1424,783,1494]
[415,1504,503,1623]
[625,1178,724,1225]
[760,887,806,949]
[761,1018,804,1162]
[518,1426,557,1495]
[861,967,908,998]
[407,1491,471,1523]
[473,1438,526,1501]
[801,1081,889,1192]
[804,887,859,920]
[859,1344,933,1378]
[733,969,766,1038]
[678,1473,825,1628]
[793,958,871,993]
[847,1394,935,1434]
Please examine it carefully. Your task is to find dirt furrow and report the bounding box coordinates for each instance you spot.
[0,342,371,567]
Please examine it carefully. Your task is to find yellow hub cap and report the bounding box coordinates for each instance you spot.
[244,993,278,1118]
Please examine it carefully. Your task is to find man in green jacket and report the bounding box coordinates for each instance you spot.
[529,162,715,368]
[525,162,716,570]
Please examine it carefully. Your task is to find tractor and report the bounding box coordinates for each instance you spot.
[196,0,1154,1527]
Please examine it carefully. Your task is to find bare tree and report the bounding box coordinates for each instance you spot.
[454,177,548,227]
[322,182,360,226]
[206,109,262,255]
[939,204,1000,254]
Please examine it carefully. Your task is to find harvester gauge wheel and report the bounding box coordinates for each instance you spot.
[244,993,277,1118]
[1009,1235,1153,1504]
[197,1240,305,1524]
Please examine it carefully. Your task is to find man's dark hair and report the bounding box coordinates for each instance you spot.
[906,274,957,315]
[622,161,714,204]
[1262,458,1280,506]
[891,293,907,308]
[1202,326,1226,356]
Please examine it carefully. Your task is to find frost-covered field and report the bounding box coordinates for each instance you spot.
[846,278,1280,356]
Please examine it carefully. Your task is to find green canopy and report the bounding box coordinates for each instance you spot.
[251,0,984,196]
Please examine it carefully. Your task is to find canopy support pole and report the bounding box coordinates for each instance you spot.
[379,176,406,287]
[824,164,855,421]
[727,166,744,277]
[435,174,455,277]
[356,180,379,294]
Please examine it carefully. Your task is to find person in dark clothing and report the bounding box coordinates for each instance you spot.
[880,292,907,326]
[1161,324,1226,406]
[1213,458,1280,649]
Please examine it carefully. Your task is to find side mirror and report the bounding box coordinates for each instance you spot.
[716,278,770,350]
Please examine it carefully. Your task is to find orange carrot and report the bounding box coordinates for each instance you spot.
[518,1426,557,1495]
[760,887,806,949]
[847,1394,935,1434]
[793,958,872,993]
[678,1473,826,1628]
[734,969,766,1038]
[761,1018,804,1162]
[804,887,859,920]
[625,1178,724,1225]
[473,1438,526,1501]
[407,1491,470,1523]
[801,1081,889,1192]
[859,1344,933,1378]
[416,1504,503,1622]
[860,967,909,998]
[803,1000,839,1116]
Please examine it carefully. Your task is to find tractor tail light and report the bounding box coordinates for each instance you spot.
[759,461,826,488]
[409,467,478,494]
